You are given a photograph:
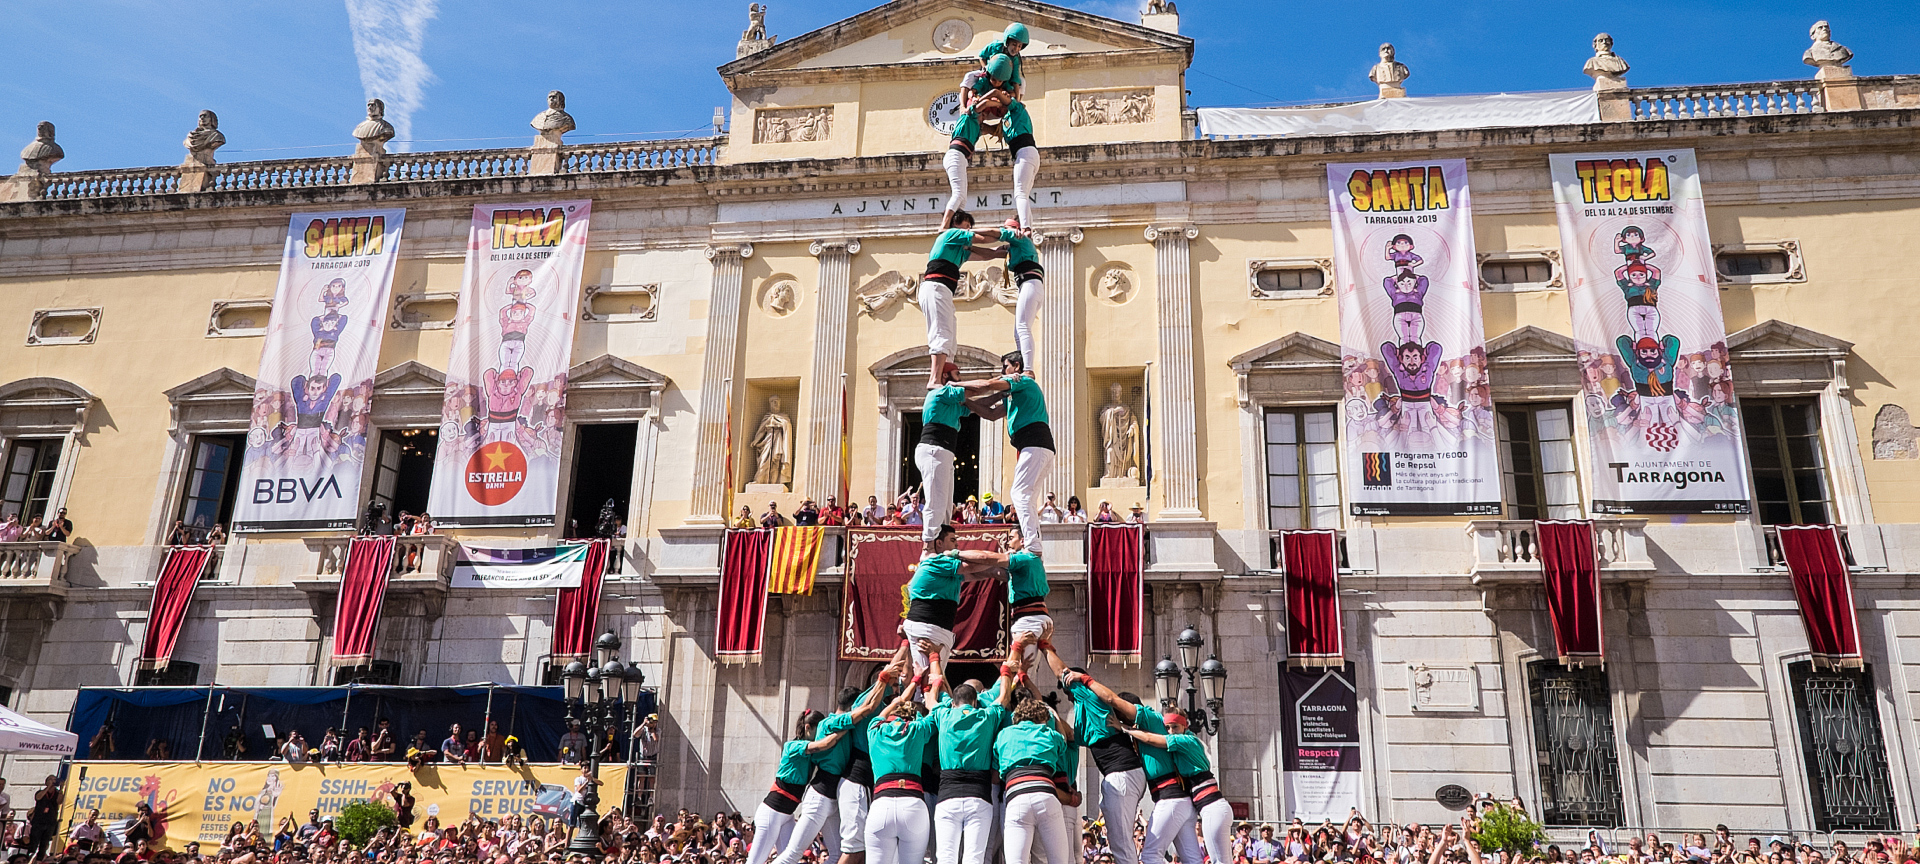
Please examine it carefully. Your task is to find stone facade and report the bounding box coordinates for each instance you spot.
[3,0,1920,840]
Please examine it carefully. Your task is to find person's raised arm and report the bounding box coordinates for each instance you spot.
[1118,725,1167,750]
[802,725,848,755]
[923,648,949,712]
[964,394,1007,421]
[1041,643,1070,681]
[956,376,1012,398]
[966,245,1009,263]
[1068,669,1136,723]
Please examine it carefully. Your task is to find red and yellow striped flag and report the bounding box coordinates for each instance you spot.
[766,526,824,595]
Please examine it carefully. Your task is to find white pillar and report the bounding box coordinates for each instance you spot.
[1037,228,1084,507]
[687,243,752,524]
[802,239,860,503]
[1148,224,1203,520]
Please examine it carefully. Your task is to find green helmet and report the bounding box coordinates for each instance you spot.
[1004,23,1030,45]
[985,54,1015,83]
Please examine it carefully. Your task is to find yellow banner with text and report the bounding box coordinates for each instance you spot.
[65,761,626,850]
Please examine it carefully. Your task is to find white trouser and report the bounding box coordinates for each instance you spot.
[920,281,957,357]
[1629,304,1661,340]
[1003,791,1072,864]
[838,777,871,853]
[1013,275,1043,372]
[1194,800,1232,864]
[1099,769,1147,864]
[1011,445,1054,554]
[934,796,994,864]
[1142,797,1201,864]
[772,786,839,864]
[864,796,929,864]
[943,148,969,216]
[747,803,796,864]
[915,443,956,543]
[901,619,956,677]
[1012,146,1040,229]
[1009,613,1054,685]
[1060,791,1080,858]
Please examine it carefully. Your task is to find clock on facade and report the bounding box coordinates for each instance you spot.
[926,91,964,136]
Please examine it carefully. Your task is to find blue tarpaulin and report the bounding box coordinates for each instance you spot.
[70,686,656,764]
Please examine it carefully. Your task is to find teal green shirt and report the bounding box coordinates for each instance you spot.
[923,384,966,431]
[932,700,1007,771]
[1003,375,1049,433]
[867,714,937,778]
[815,712,855,775]
[1133,704,1176,779]
[998,228,1039,271]
[1052,715,1079,787]
[1164,732,1211,777]
[994,722,1065,774]
[909,552,965,603]
[1065,680,1120,746]
[774,739,815,785]
[930,228,976,268]
[1007,550,1048,604]
[979,41,1024,85]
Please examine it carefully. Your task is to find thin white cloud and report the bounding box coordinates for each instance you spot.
[1073,0,1146,24]
[343,0,438,149]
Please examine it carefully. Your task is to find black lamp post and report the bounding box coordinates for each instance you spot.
[1153,625,1227,734]
[564,630,646,859]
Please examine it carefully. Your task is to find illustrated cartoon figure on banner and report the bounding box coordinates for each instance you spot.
[499,269,536,369]
[310,278,349,377]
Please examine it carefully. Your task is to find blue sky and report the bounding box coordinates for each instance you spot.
[5,1,1912,172]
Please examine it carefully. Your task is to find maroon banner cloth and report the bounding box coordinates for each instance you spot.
[138,546,213,670]
[552,538,610,662]
[717,529,774,664]
[1779,524,1862,669]
[840,526,1011,661]
[1282,530,1342,667]
[1088,524,1144,661]
[331,536,397,666]
[1537,520,1605,667]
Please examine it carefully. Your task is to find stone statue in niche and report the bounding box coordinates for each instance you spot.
[1099,383,1142,484]
[751,395,794,487]
[1584,33,1630,91]
[765,279,797,316]
[1096,269,1132,303]
[183,110,226,166]
[1369,43,1410,97]
[1872,404,1919,460]
[1802,20,1853,78]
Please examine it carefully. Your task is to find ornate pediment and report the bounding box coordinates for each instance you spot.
[870,344,1002,410]
[719,0,1191,85]
[372,361,447,397]
[164,367,257,434]
[1227,332,1342,372]
[1726,319,1852,359]
[165,367,257,403]
[1228,333,1343,406]
[1486,326,1580,401]
[1486,325,1576,359]
[1727,319,1853,396]
[0,377,94,436]
[568,354,670,420]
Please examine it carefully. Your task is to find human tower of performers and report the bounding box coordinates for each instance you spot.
[744,23,1232,864]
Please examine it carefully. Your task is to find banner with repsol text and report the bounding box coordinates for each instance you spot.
[1549,150,1751,513]
[233,210,406,532]
[1328,160,1501,516]
[427,202,592,527]
[64,761,625,851]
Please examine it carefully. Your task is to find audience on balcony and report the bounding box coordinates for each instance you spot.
[0,514,20,542]
[44,508,72,542]
[792,499,819,526]
[757,502,785,528]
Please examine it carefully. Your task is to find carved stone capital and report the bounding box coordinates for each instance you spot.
[1144,224,1198,242]
[1036,227,1084,246]
[810,238,861,256]
[705,243,754,261]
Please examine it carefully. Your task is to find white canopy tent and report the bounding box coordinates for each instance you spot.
[0,704,77,756]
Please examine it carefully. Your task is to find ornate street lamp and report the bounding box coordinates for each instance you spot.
[1165,625,1228,735]
[1153,656,1183,710]
[567,630,640,859]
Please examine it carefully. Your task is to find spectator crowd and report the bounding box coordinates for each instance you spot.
[734,492,1149,529]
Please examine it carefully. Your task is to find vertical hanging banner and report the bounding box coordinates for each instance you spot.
[233,210,406,531]
[1328,160,1500,515]
[428,201,592,526]
[1278,662,1362,822]
[1549,151,1751,513]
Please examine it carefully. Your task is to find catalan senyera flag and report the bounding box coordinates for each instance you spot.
[767,526,824,595]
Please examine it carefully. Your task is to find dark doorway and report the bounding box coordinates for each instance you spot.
[899,413,981,504]
[568,423,637,538]
[370,428,437,519]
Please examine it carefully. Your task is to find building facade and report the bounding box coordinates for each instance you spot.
[3,0,1920,838]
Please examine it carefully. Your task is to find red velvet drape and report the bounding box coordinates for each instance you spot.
[330,536,397,666]
[552,538,610,662]
[1282,530,1342,667]
[138,546,213,670]
[840,526,1010,661]
[1088,524,1144,661]
[717,529,774,663]
[1537,520,1605,667]
[1778,524,1862,669]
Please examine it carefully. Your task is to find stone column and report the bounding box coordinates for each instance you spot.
[1147,224,1203,520]
[802,239,860,503]
[687,243,753,525]
[1038,228,1084,505]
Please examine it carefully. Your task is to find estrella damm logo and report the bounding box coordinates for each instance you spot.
[303,216,386,258]
[490,208,566,250]
[1362,453,1393,487]
[1573,157,1670,204]
[1345,166,1449,212]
